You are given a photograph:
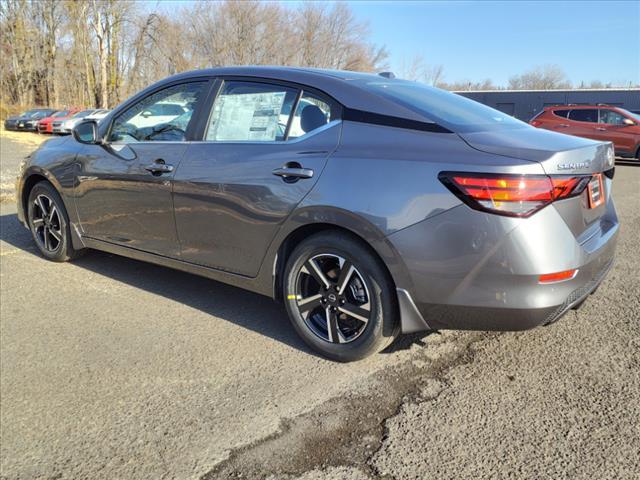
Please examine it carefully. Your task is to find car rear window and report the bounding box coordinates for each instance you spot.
[356,79,527,133]
[553,109,570,118]
[569,109,598,123]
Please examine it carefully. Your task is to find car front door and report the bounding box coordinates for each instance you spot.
[593,109,636,155]
[173,79,341,277]
[74,80,209,257]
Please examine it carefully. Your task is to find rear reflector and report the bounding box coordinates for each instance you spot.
[439,172,592,218]
[539,269,578,284]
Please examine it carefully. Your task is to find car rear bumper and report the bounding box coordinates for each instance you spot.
[388,198,619,333]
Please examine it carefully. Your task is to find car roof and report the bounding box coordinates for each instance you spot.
[134,66,430,123]
[547,104,621,110]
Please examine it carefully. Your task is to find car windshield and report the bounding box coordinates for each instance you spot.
[53,111,69,117]
[22,110,39,117]
[358,79,527,133]
[73,110,94,118]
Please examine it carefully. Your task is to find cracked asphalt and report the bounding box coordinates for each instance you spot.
[1,135,639,479]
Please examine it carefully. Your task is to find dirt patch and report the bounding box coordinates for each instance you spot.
[201,331,490,479]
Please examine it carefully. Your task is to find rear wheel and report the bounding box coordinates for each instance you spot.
[27,181,83,262]
[283,231,399,362]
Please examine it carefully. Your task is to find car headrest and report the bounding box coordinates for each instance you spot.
[300,105,326,133]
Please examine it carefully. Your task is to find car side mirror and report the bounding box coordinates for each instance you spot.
[72,120,99,144]
[622,118,635,126]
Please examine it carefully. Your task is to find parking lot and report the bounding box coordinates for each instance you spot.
[1,133,639,479]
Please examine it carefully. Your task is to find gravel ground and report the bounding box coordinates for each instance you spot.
[0,131,47,202]
[0,136,638,479]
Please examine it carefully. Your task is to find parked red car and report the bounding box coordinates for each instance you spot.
[530,104,640,160]
[37,109,81,134]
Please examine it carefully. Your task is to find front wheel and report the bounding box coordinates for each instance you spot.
[283,231,399,362]
[27,181,83,262]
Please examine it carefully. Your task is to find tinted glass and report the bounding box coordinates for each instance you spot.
[553,109,570,118]
[357,79,526,133]
[53,111,69,117]
[288,93,332,139]
[206,81,297,142]
[569,109,598,123]
[110,82,205,143]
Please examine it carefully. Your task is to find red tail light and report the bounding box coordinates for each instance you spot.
[530,120,542,127]
[439,172,591,217]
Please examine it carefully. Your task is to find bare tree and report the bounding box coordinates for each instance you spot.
[508,64,571,90]
[423,64,445,87]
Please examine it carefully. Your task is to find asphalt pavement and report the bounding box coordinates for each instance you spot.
[0,136,638,479]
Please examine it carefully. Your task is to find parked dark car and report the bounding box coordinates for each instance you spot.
[4,109,56,131]
[531,104,640,160]
[16,67,618,361]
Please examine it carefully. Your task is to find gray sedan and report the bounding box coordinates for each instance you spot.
[16,67,618,361]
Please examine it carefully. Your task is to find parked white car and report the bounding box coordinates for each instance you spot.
[127,103,186,129]
[58,109,111,134]
[84,109,110,122]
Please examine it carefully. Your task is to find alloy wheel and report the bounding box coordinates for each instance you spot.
[31,194,63,253]
[294,253,371,344]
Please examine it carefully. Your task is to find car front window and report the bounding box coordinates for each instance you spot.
[599,109,626,125]
[358,79,526,133]
[110,82,205,143]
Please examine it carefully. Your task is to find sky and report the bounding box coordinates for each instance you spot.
[152,0,640,87]
[347,0,640,86]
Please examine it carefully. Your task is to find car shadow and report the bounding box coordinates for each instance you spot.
[615,159,639,167]
[0,212,428,358]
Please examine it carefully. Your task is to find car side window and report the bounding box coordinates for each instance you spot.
[110,82,206,143]
[553,109,570,118]
[569,109,598,123]
[206,81,298,142]
[599,110,626,125]
[287,92,332,139]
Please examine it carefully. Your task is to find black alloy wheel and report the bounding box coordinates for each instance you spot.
[27,181,83,262]
[284,232,399,362]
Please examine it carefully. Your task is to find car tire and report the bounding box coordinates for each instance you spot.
[27,181,84,262]
[283,231,399,362]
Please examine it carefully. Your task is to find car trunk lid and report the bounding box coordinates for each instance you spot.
[458,126,615,241]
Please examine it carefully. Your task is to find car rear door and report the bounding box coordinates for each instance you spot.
[74,80,210,257]
[173,78,341,277]
[566,108,599,141]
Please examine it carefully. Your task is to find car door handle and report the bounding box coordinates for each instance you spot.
[272,167,314,180]
[595,127,607,131]
[557,124,570,128]
[145,162,174,175]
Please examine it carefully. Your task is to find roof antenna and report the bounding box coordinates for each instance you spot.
[378,71,396,79]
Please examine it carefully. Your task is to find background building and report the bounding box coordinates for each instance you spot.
[456,89,640,121]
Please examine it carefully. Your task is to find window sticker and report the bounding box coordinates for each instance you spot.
[208,92,287,141]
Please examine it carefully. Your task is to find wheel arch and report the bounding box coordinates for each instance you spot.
[273,222,393,301]
[20,169,84,250]
[271,216,430,334]
[21,172,51,217]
